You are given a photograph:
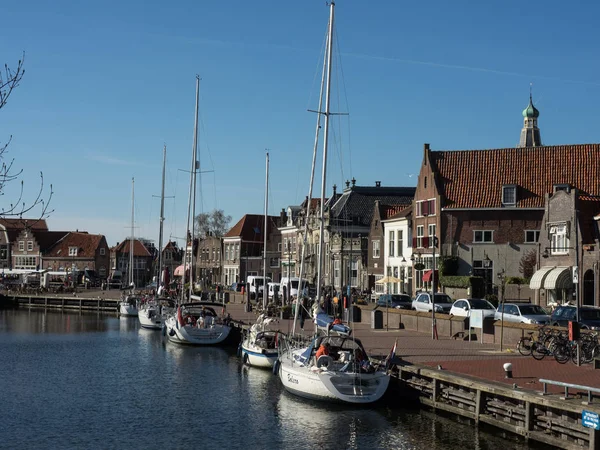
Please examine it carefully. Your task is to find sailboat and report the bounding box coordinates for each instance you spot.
[138,146,175,329]
[164,75,235,345]
[276,2,389,403]
[240,152,281,367]
[119,177,140,317]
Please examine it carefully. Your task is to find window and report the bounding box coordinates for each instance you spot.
[334,259,340,288]
[416,199,436,217]
[15,255,36,269]
[388,231,395,257]
[284,238,288,252]
[69,246,78,256]
[428,224,436,248]
[372,240,380,258]
[397,230,403,257]
[424,176,427,188]
[235,243,239,259]
[225,245,230,261]
[473,230,493,243]
[525,230,540,243]
[100,248,106,256]
[550,224,569,255]
[292,237,297,252]
[553,184,570,193]
[416,226,424,248]
[19,241,24,251]
[269,257,280,268]
[374,275,385,293]
[0,245,7,260]
[350,260,358,287]
[277,242,282,252]
[502,185,517,206]
[26,241,33,251]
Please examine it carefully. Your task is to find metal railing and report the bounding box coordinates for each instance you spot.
[539,378,600,403]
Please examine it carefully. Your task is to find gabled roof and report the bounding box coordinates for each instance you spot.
[29,231,69,252]
[430,144,600,209]
[386,204,413,221]
[224,214,279,241]
[113,239,152,257]
[0,218,49,242]
[330,186,416,227]
[44,232,105,257]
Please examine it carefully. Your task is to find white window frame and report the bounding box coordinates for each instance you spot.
[397,230,403,258]
[473,230,493,243]
[69,246,78,256]
[550,225,569,255]
[502,185,517,206]
[100,248,106,256]
[416,226,424,248]
[27,241,33,251]
[19,241,24,251]
[372,240,380,258]
[388,231,395,257]
[428,224,436,248]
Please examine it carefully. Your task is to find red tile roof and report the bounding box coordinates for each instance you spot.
[430,144,600,208]
[113,239,152,257]
[386,204,413,221]
[44,232,105,257]
[224,214,279,241]
[0,218,48,231]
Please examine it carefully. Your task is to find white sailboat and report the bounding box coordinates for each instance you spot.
[164,75,235,345]
[276,1,389,404]
[138,145,175,329]
[240,152,280,367]
[119,177,140,317]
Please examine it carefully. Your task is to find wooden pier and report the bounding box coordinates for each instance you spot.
[11,295,119,312]
[392,363,600,449]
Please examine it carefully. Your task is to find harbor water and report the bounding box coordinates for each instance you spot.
[0,309,542,450]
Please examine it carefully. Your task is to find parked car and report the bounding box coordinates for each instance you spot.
[377,294,413,310]
[412,292,453,313]
[449,298,496,318]
[550,305,600,330]
[494,303,550,325]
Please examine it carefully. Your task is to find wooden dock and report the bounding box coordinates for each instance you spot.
[10,294,119,312]
[392,363,600,449]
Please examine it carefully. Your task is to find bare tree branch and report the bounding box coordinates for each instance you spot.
[0,53,25,110]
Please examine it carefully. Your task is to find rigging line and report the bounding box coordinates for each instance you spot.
[334,25,352,179]
[305,25,330,112]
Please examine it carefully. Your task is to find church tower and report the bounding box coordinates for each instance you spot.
[518,94,542,147]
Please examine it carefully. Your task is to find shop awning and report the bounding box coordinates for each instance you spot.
[422,270,439,282]
[544,267,573,289]
[529,266,555,290]
[174,265,188,277]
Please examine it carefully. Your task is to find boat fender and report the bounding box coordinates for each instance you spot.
[316,355,333,370]
[272,359,280,375]
[243,352,249,365]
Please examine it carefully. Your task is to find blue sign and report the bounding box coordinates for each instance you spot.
[582,410,600,430]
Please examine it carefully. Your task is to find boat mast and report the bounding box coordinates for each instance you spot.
[130,177,135,290]
[182,75,200,305]
[292,19,329,336]
[316,0,335,313]
[263,151,269,311]
[157,145,166,290]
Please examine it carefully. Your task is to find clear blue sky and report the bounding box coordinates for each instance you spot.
[2,0,600,248]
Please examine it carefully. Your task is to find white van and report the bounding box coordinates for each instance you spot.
[279,277,309,299]
[267,282,280,299]
[247,275,271,299]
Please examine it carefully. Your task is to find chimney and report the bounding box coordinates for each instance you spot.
[351,177,356,187]
[332,184,337,196]
[345,180,350,188]
[375,181,381,187]
[280,208,286,226]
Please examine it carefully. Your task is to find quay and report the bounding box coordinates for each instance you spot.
[5,292,600,448]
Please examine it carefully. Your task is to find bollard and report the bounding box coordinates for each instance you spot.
[503,362,513,379]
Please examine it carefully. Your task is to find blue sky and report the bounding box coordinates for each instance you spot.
[2,0,600,247]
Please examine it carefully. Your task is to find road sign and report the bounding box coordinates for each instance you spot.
[582,410,599,430]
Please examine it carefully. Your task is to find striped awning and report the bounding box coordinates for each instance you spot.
[544,267,573,290]
[529,266,555,290]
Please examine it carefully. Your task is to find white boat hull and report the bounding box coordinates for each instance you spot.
[119,302,138,317]
[241,340,278,368]
[164,316,232,345]
[138,307,164,330]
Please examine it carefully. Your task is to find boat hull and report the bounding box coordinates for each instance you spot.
[164,317,232,345]
[119,302,138,317]
[241,341,278,368]
[278,356,389,404]
[138,307,164,330]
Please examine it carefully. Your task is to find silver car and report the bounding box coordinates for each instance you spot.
[412,292,453,313]
[494,303,550,325]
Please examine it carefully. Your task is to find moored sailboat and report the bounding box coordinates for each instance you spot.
[276,1,389,404]
[119,178,140,317]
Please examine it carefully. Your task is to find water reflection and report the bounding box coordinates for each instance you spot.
[0,308,111,334]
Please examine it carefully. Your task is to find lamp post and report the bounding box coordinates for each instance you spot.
[431,235,438,340]
[498,269,506,351]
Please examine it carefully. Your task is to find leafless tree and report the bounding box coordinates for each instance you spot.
[519,249,537,279]
[194,209,232,238]
[0,53,53,222]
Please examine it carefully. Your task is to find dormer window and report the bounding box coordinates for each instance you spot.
[502,185,517,206]
[553,184,571,193]
[100,248,106,256]
[69,246,78,256]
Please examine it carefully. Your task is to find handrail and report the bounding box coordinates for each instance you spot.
[539,378,600,403]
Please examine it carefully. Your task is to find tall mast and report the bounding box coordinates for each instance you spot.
[182,75,200,304]
[263,151,269,311]
[157,145,166,288]
[293,16,329,336]
[130,177,135,290]
[316,1,335,312]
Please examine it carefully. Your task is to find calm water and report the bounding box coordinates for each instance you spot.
[0,309,538,450]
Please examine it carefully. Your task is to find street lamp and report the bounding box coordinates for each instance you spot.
[497,269,506,351]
